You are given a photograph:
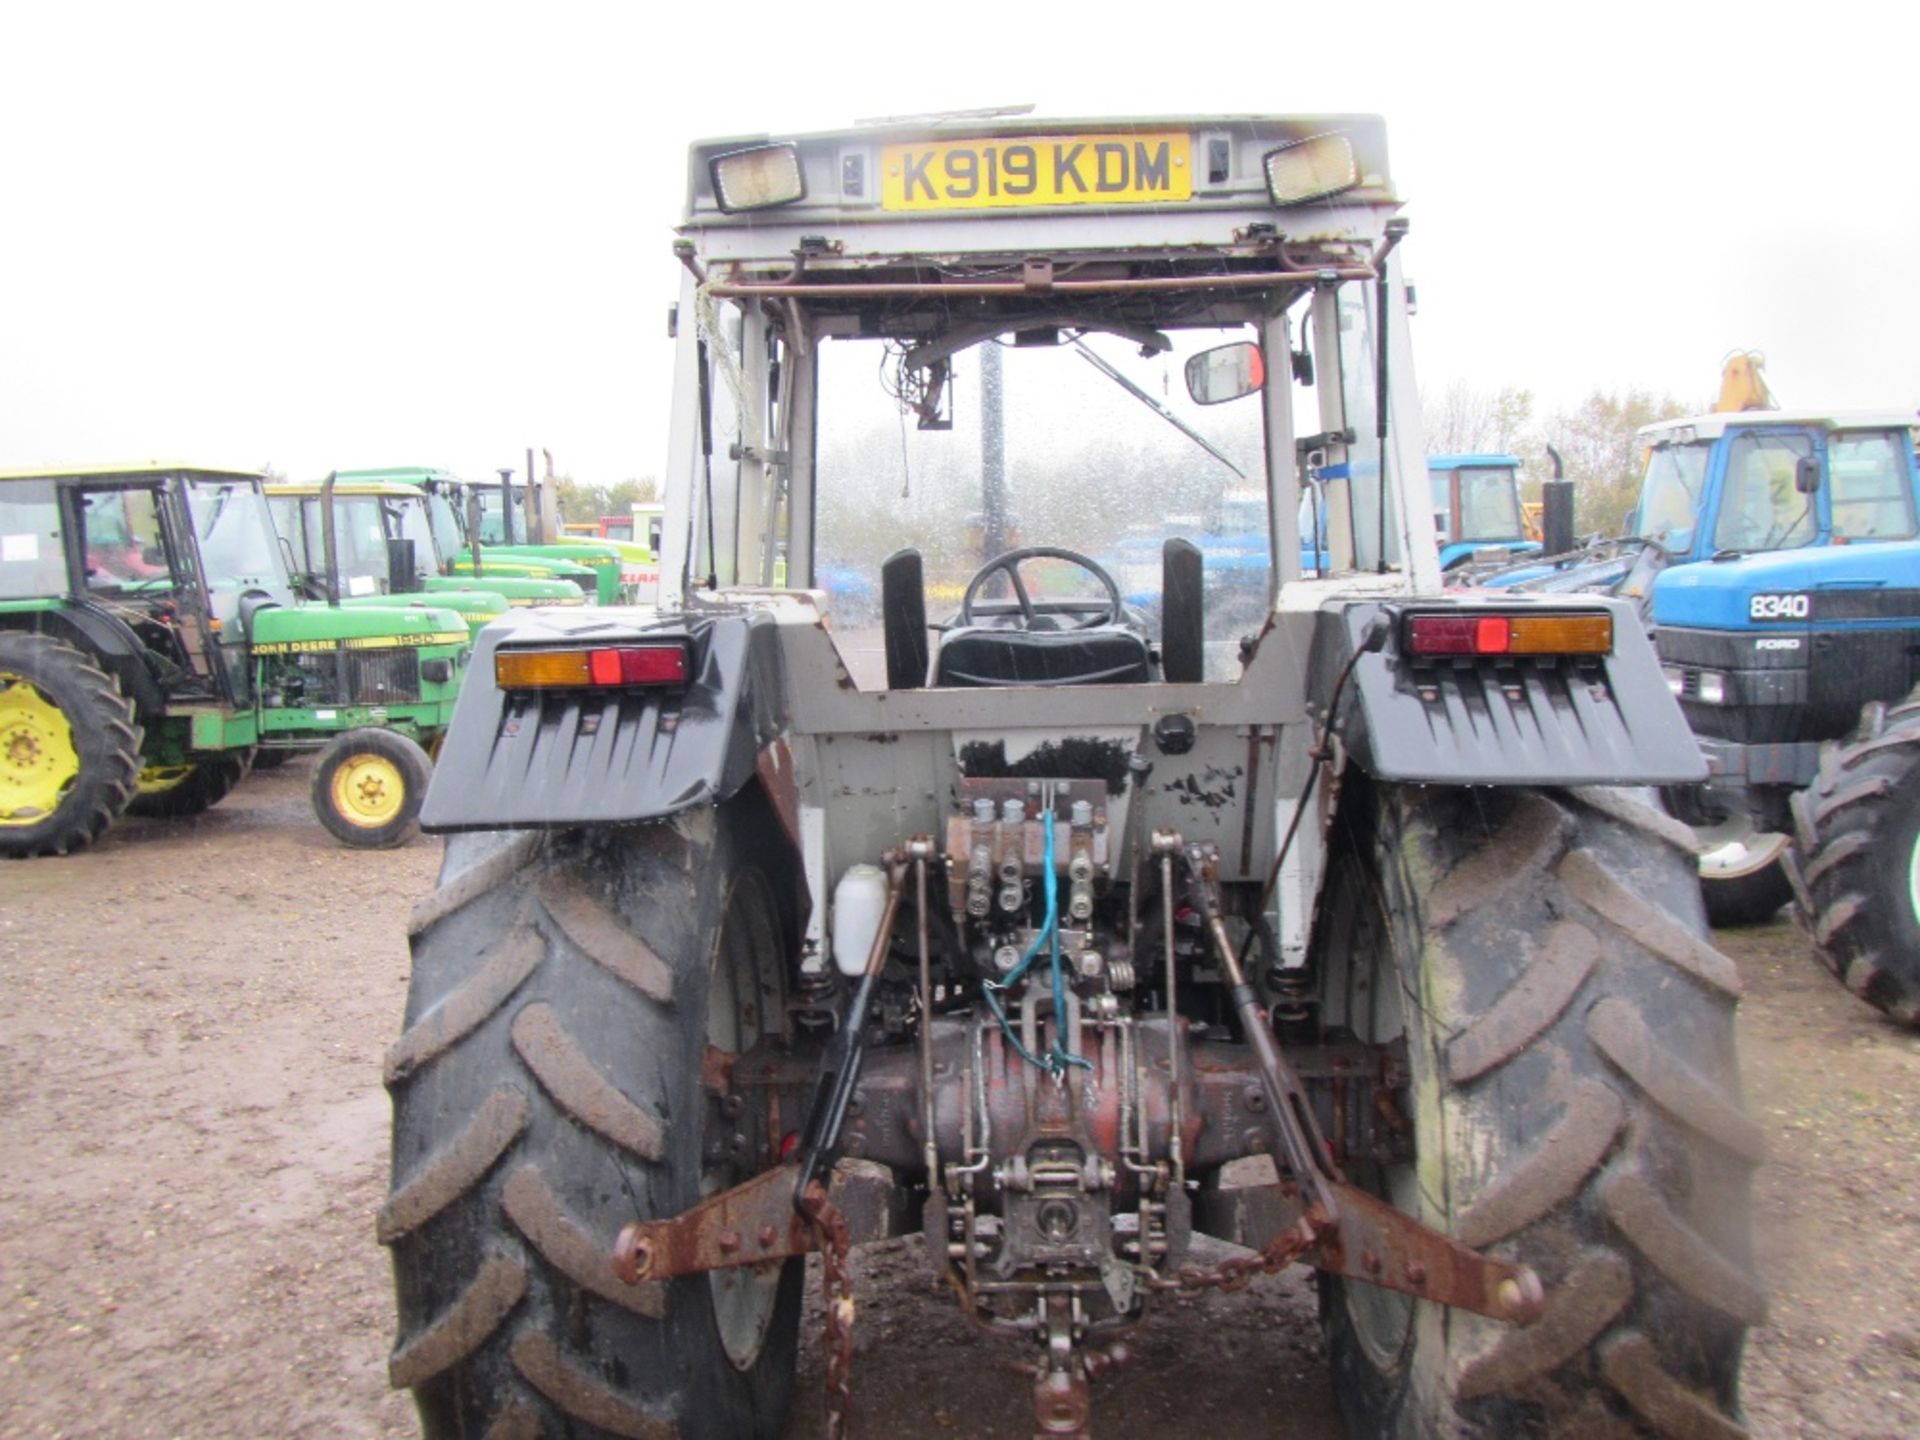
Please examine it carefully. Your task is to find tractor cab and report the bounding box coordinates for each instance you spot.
[2,464,293,712]
[265,478,583,634]
[1,464,473,854]
[1427,453,1537,568]
[1632,411,1919,561]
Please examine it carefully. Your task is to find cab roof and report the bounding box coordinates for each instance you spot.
[1428,454,1521,471]
[271,481,426,498]
[0,461,265,483]
[680,113,1398,261]
[1638,411,1918,443]
[331,466,459,486]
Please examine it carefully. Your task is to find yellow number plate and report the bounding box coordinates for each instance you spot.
[880,133,1191,211]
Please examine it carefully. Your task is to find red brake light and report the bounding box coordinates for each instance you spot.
[603,645,689,686]
[1406,615,1480,655]
[496,642,690,690]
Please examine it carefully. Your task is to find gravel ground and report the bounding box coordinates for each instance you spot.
[1,763,1915,1438]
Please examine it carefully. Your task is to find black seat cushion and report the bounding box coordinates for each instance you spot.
[933,626,1151,687]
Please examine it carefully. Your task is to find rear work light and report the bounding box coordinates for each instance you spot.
[1263,133,1358,206]
[710,143,805,212]
[1405,611,1612,658]
[495,643,691,690]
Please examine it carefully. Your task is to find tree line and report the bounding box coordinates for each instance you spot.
[1421,381,1696,537]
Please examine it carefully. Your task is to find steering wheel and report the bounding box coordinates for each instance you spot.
[959,547,1123,631]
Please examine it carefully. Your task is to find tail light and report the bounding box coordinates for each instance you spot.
[1405,611,1612,658]
[495,642,691,690]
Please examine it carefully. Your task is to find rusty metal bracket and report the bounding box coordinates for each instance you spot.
[1194,1179,1543,1324]
[613,1161,900,1286]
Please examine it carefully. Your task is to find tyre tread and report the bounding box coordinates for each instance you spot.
[1423,790,1569,931]
[1586,999,1765,1162]
[510,1002,666,1160]
[1598,1333,1750,1440]
[408,834,542,935]
[539,873,676,1005]
[500,1165,666,1318]
[509,1333,682,1440]
[1599,1164,1768,1325]
[1455,1250,1633,1400]
[1444,921,1596,1085]
[378,1088,531,1244]
[1558,850,1742,998]
[1452,1079,1625,1249]
[388,1253,529,1389]
[385,925,545,1084]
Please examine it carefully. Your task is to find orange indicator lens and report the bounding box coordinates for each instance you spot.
[495,649,592,688]
[496,644,691,690]
[1508,614,1612,655]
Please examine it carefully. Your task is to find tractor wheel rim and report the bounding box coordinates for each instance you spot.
[1909,827,1920,930]
[1691,809,1790,881]
[706,881,782,1371]
[330,754,406,828]
[0,669,79,824]
[137,763,197,796]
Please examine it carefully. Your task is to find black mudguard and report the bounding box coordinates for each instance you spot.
[1310,598,1707,786]
[419,607,788,833]
[0,604,169,723]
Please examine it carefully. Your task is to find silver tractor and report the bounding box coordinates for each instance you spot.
[384,113,1762,1439]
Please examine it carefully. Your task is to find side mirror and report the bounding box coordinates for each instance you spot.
[1795,455,1821,494]
[387,538,421,593]
[1184,341,1265,405]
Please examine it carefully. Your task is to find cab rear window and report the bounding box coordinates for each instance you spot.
[1829,432,1917,541]
[0,482,68,599]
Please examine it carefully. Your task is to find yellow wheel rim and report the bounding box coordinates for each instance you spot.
[0,668,80,825]
[137,763,196,796]
[330,753,407,828]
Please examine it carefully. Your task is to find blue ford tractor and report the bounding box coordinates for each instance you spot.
[1483,409,1920,1022]
[1426,453,1540,570]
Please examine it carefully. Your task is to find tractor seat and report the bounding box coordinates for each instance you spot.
[933,623,1150,688]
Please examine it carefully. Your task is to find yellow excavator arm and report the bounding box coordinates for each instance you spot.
[1715,350,1777,412]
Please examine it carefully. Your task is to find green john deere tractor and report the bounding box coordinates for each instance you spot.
[328,466,629,603]
[265,476,586,640]
[0,464,471,854]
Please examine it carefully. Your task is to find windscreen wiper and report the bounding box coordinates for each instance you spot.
[1069,336,1244,481]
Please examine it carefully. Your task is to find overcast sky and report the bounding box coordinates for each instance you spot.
[3,2,1913,488]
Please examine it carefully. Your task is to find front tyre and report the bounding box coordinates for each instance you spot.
[1661,787,1792,928]
[0,633,142,858]
[1314,780,1760,1438]
[384,806,801,1440]
[310,728,431,848]
[1698,859,1793,930]
[1787,689,1920,1026]
[128,750,253,819]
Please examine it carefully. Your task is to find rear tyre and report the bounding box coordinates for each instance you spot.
[0,633,142,858]
[1315,780,1760,1438]
[384,807,801,1439]
[250,748,294,772]
[310,728,431,848]
[128,750,253,818]
[1788,689,1920,1026]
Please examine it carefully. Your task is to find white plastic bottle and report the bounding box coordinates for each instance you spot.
[831,863,890,978]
